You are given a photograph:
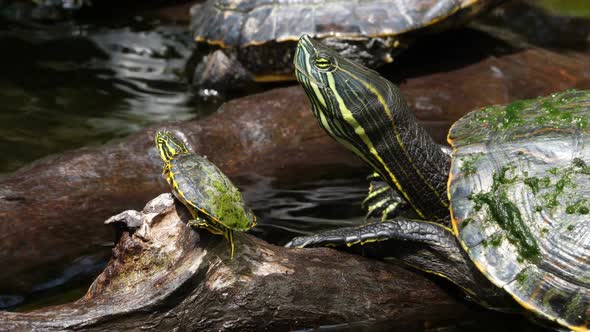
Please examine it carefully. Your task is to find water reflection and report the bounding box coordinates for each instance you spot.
[244,176,367,245]
[0,17,217,174]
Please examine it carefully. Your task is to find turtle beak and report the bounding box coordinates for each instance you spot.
[294,35,313,76]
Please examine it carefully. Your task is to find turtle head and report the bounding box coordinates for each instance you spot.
[293,34,400,142]
[155,131,190,162]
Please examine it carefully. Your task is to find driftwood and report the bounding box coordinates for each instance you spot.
[0,86,364,297]
[0,194,476,331]
[4,37,590,297]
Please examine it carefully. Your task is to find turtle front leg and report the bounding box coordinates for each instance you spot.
[285,218,451,250]
[188,217,225,235]
[362,172,407,221]
[285,219,512,310]
[188,218,235,259]
[225,228,234,259]
[362,144,452,222]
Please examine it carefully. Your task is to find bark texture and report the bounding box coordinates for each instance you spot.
[0,194,472,331]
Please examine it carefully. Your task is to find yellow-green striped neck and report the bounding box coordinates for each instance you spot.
[294,34,450,222]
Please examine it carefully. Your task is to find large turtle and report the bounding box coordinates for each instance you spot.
[155,130,256,258]
[187,0,502,90]
[287,35,590,331]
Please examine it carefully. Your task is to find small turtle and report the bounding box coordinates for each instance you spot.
[187,0,502,90]
[155,131,256,258]
[288,35,590,331]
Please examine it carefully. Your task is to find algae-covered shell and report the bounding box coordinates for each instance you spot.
[169,154,256,231]
[191,0,498,47]
[448,89,590,331]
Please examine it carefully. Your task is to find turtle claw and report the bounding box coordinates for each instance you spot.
[189,218,236,259]
[285,230,355,249]
[362,173,406,221]
[285,235,320,248]
[225,229,235,259]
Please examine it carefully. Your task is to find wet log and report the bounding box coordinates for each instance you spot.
[0,194,473,331]
[0,86,363,298]
[4,40,590,298]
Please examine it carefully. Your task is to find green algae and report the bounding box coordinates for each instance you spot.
[460,217,473,229]
[471,166,540,262]
[539,164,578,211]
[451,89,590,147]
[503,100,525,128]
[493,166,516,187]
[524,176,551,195]
[460,154,483,176]
[573,158,590,175]
[524,177,541,195]
[520,158,587,216]
[210,179,252,230]
[452,90,590,264]
[481,233,503,248]
[515,270,530,285]
[489,233,503,247]
[565,199,589,215]
[473,191,540,262]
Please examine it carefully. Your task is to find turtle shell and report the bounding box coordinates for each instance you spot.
[448,90,590,331]
[168,154,255,231]
[191,0,496,47]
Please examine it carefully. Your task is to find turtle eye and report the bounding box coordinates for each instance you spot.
[312,53,336,72]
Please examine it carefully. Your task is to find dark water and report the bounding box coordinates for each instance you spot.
[0,15,214,175]
[244,176,367,244]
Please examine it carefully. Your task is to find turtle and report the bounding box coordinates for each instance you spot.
[155,130,256,258]
[187,0,502,90]
[287,34,590,331]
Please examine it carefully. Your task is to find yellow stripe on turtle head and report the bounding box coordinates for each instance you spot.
[155,130,191,163]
